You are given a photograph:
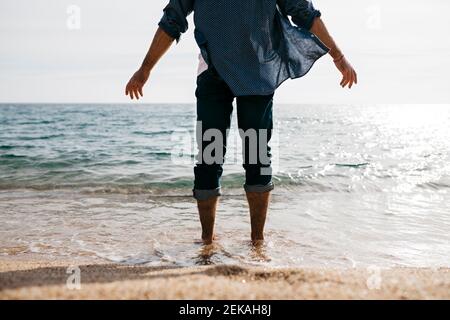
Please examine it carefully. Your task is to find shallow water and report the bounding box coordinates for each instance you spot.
[0,104,449,267]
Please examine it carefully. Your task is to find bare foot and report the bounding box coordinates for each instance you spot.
[251,239,265,247]
[250,240,271,262]
[195,241,220,265]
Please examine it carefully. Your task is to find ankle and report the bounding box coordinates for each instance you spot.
[202,237,214,245]
[251,232,264,241]
[246,191,270,243]
[202,230,214,240]
[197,196,219,245]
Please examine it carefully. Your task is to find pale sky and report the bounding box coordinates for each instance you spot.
[0,0,449,104]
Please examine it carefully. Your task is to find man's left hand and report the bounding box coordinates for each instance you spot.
[334,56,357,89]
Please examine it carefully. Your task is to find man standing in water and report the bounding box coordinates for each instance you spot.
[125,0,357,245]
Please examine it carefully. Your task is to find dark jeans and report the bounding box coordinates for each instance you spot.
[193,65,275,200]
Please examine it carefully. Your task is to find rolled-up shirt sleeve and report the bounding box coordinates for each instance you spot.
[158,0,194,42]
[277,0,321,30]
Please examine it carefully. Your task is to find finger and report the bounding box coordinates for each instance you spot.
[133,88,140,100]
[354,70,358,85]
[341,69,350,87]
[340,74,346,87]
[130,87,135,100]
[138,86,143,98]
[342,71,351,88]
[348,72,355,89]
[125,83,129,96]
[349,71,357,88]
[134,86,141,99]
[341,73,348,88]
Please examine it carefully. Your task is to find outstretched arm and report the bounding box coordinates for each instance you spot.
[310,17,357,89]
[125,0,194,100]
[125,27,174,100]
[277,0,357,89]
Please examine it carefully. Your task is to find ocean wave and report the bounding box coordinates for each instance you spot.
[16,120,55,125]
[1,176,446,194]
[0,154,28,159]
[0,144,36,150]
[16,134,65,141]
[132,130,174,136]
[1,160,447,193]
[416,181,450,190]
[334,162,370,168]
[0,173,384,194]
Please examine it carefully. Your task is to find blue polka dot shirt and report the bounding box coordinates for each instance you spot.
[158,0,329,96]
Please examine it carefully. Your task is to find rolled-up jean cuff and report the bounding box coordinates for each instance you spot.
[193,187,221,201]
[244,182,274,193]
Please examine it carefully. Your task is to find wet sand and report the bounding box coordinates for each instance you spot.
[0,258,449,299]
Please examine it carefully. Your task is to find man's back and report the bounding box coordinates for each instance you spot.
[159,0,327,95]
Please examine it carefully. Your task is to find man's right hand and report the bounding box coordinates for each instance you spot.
[125,27,176,100]
[125,68,150,100]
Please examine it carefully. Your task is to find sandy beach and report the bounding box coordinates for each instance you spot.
[1,257,449,300]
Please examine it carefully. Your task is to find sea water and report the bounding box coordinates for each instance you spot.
[0,104,449,267]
